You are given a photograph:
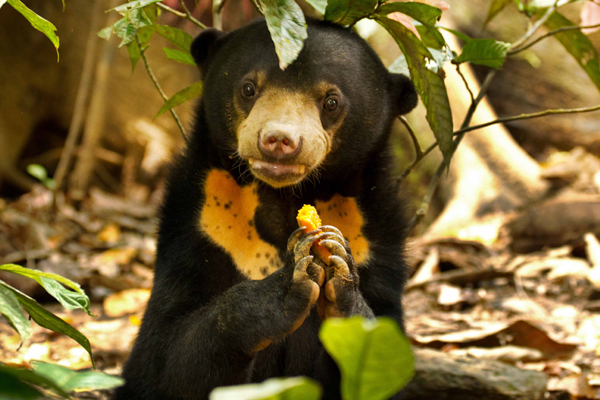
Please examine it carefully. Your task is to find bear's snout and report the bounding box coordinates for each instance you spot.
[258,130,303,160]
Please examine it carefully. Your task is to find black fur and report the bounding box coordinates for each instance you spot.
[115,18,416,400]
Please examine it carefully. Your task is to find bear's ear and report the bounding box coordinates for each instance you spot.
[191,28,226,77]
[389,73,418,116]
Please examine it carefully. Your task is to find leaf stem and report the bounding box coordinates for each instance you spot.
[455,63,474,103]
[509,1,559,50]
[137,37,188,139]
[508,23,600,55]
[454,103,600,136]
[157,2,207,29]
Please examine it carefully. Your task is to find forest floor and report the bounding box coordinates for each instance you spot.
[1,146,600,399]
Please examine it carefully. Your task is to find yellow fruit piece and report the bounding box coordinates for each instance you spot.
[297,204,322,231]
[296,204,331,263]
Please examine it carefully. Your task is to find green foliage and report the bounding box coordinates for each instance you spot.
[4,0,59,60]
[0,283,32,343]
[456,39,511,69]
[261,0,308,70]
[0,264,92,316]
[163,47,196,65]
[26,164,56,189]
[375,16,454,167]
[0,264,95,366]
[150,25,193,51]
[320,317,414,400]
[32,361,124,392]
[209,317,414,400]
[155,80,204,118]
[544,11,600,91]
[0,362,124,399]
[0,265,123,398]
[210,377,322,400]
[324,0,377,26]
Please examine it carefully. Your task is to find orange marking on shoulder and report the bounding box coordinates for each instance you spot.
[199,169,282,279]
[315,195,370,266]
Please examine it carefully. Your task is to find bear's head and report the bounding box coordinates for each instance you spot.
[191,19,417,188]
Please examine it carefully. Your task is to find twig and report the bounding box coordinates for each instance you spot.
[508,23,600,55]
[54,0,103,194]
[397,143,437,185]
[455,63,475,103]
[409,70,497,229]
[509,0,559,50]
[399,116,423,158]
[137,37,188,139]
[453,104,600,136]
[157,2,207,29]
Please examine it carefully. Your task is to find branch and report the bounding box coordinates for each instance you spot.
[137,37,188,139]
[400,116,423,158]
[455,63,474,103]
[509,1,559,50]
[409,70,497,229]
[157,2,207,29]
[508,23,600,55]
[453,104,600,136]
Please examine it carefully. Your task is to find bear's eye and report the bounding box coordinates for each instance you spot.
[242,83,256,98]
[324,97,338,112]
[323,97,338,111]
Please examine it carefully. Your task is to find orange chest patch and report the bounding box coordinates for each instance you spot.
[199,169,282,280]
[315,195,370,265]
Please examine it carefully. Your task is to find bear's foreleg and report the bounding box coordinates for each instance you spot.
[158,230,324,398]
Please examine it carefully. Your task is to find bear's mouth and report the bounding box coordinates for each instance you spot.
[248,158,307,184]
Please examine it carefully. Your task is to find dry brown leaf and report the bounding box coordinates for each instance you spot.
[448,345,543,364]
[548,374,597,398]
[97,223,121,244]
[103,288,151,317]
[412,319,577,360]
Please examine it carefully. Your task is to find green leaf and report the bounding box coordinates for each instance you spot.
[6,0,59,60]
[163,48,196,65]
[456,38,510,69]
[376,16,454,166]
[544,11,600,91]
[0,264,92,316]
[0,370,43,400]
[155,81,204,119]
[377,2,442,26]
[209,377,322,400]
[26,164,47,182]
[0,281,95,368]
[0,364,69,398]
[438,26,471,43]
[31,361,124,392]
[127,40,142,72]
[0,283,32,343]
[98,26,113,40]
[415,24,445,49]
[261,0,308,70]
[304,0,326,14]
[324,0,378,26]
[150,25,193,52]
[110,0,162,15]
[320,317,414,400]
[484,0,513,25]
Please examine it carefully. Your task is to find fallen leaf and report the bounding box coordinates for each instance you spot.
[103,288,151,317]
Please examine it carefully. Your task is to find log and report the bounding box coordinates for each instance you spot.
[403,348,548,400]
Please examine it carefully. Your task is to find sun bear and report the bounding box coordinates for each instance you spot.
[114,17,417,400]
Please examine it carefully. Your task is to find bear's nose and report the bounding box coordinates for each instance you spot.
[258,131,302,160]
